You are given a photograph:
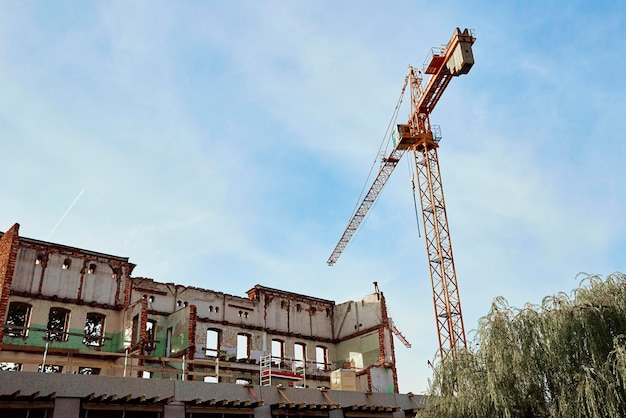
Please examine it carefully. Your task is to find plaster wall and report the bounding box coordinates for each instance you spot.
[333,294,383,340]
[11,247,128,306]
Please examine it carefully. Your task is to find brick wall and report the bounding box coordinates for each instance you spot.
[187,305,197,380]
[0,223,21,341]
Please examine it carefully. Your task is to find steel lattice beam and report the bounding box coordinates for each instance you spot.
[412,148,465,358]
[327,148,406,265]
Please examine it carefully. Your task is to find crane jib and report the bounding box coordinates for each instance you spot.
[327,147,406,266]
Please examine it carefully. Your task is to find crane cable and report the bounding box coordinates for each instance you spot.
[348,75,410,221]
[408,157,422,238]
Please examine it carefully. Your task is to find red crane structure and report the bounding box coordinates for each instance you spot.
[327,28,476,360]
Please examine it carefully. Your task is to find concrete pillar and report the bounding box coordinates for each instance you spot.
[52,397,80,418]
[164,402,186,418]
[254,404,272,418]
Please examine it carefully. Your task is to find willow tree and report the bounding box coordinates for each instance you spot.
[418,273,626,418]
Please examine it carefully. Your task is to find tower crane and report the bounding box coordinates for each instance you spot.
[327,28,476,360]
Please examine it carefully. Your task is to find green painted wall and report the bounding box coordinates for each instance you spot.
[334,331,380,369]
[2,323,125,353]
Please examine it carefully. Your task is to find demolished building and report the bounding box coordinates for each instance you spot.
[0,223,422,417]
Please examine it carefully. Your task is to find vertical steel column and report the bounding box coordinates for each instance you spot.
[412,147,466,359]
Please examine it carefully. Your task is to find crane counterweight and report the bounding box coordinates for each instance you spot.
[327,28,476,361]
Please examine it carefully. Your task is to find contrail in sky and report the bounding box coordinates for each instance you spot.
[47,188,86,240]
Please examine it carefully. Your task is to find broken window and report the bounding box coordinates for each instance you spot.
[111,267,121,279]
[83,312,105,346]
[5,302,31,337]
[35,254,44,265]
[88,263,96,274]
[46,308,70,342]
[316,346,328,370]
[206,329,220,357]
[271,339,284,366]
[237,334,250,359]
[39,364,62,373]
[62,258,71,270]
[0,362,21,371]
[146,319,157,351]
[78,367,100,375]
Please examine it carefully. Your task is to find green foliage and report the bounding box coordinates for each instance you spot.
[418,273,626,418]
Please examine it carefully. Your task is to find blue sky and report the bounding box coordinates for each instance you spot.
[2,1,626,393]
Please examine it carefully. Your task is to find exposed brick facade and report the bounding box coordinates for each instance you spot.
[187,304,197,380]
[378,291,399,393]
[0,223,20,341]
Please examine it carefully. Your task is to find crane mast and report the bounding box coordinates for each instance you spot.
[327,28,475,360]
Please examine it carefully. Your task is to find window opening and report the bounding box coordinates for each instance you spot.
[204,375,219,383]
[0,362,21,371]
[39,364,62,373]
[46,308,70,342]
[5,302,31,337]
[294,342,306,368]
[78,367,100,375]
[166,327,173,357]
[236,378,252,385]
[206,329,220,357]
[88,263,96,274]
[142,370,152,379]
[62,258,71,270]
[316,346,328,370]
[84,312,105,346]
[209,306,213,313]
[237,334,250,359]
[146,319,157,351]
[271,339,284,366]
[35,254,44,265]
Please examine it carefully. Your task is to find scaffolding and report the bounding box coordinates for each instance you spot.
[260,354,272,386]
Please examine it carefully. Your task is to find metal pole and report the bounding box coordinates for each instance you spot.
[41,342,49,372]
[123,348,129,377]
